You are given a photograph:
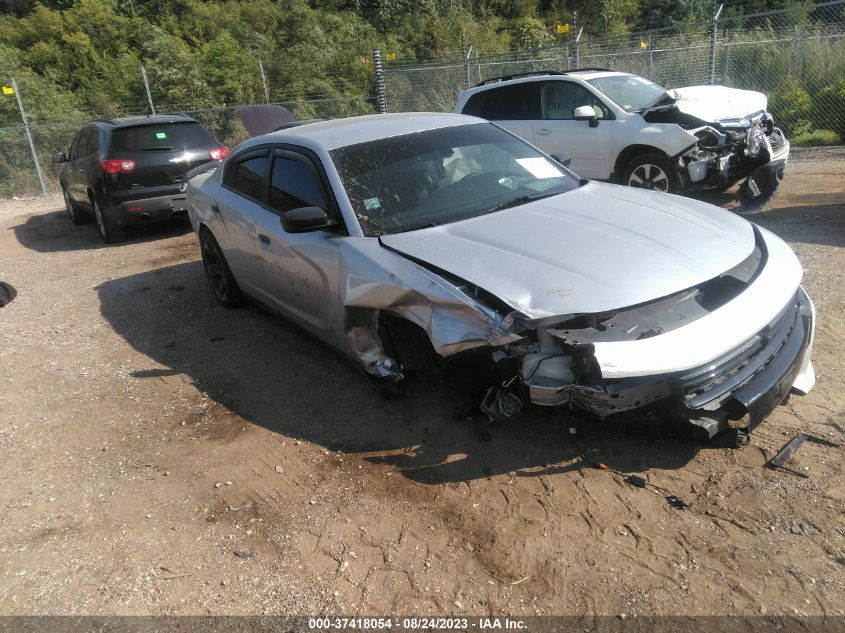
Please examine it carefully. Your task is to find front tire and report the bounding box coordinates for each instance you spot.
[622,153,680,194]
[91,196,124,243]
[200,229,243,307]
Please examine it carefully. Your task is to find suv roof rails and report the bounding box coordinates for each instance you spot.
[475,68,613,87]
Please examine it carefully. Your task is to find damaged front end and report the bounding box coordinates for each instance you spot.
[362,228,812,444]
[647,107,789,212]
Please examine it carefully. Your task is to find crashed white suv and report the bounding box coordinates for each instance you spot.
[455,69,789,209]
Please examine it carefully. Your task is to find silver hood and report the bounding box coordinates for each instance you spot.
[380,182,755,319]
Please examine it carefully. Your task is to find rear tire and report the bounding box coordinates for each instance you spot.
[63,186,88,225]
[622,153,680,194]
[91,196,124,243]
[200,229,243,307]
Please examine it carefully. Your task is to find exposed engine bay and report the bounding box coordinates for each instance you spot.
[644,102,789,213]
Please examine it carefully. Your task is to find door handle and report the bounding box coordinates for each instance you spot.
[257,233,270,245]
[536,128,551,136]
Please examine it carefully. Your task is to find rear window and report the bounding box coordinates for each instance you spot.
[109,122,216,153]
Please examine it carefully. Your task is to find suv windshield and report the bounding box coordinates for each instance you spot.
[110,122,216,153]
[588,75,670,112]
[331,123,580,237]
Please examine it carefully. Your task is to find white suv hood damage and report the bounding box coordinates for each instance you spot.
[380,181,754,319]
[671,85,768,122]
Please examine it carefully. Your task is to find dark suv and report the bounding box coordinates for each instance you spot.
[53,114,228,243]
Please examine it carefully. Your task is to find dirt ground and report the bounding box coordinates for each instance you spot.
[1,150,843,617]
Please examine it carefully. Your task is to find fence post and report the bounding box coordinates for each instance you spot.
[372,49,387,114]
[709,2,723,85]
[258,60,270,104]
[463,45,472,89]
[140,64,156,114]
[722,27,730,85]
[476,50,481,84]
[575,27,583,67]
[11,77,47,197]
[648,34,654,80]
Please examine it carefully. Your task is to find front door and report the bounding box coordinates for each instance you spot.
[533,81,615,180]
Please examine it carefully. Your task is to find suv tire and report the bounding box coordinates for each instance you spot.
[621,153,679,194]
[63,186,89,225]
[91,196,125,243]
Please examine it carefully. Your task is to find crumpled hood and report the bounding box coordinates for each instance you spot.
[380,182,755,319]
[671,85,768,123]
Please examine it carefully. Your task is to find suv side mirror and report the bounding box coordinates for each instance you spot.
[550,152,572,168]
[573,105,599,128]
[281,206,334,233]
[52,152,67,164]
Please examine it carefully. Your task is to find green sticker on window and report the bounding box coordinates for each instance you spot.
[364,197,381,210]
[155,132,167,139]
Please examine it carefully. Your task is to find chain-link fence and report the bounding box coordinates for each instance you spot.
[383,0,845,147]
[2,0,844,198]
[0,96,377,199]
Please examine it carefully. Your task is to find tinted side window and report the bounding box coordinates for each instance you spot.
[542,82,610,120]
[461,92,489,118]
[78,128,98,157]
[232,156,269,202]
[486,84,540,120]
[269,156,327,214]
[68,131,81,160]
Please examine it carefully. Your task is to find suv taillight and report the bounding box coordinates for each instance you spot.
[209,147,229,161]
[100,159,135,174]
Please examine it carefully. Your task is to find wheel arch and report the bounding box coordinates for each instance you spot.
[613,144,669,183]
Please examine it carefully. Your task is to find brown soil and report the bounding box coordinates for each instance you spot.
[0,154,843,616]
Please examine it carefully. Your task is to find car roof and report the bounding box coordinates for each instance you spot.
[462,70,633,93]
[241,112,487,152]
[88,114,199,129]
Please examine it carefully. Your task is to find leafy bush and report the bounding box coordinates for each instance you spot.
[811,79,845,137]
[790,128,840,146]
[768,77,812,137]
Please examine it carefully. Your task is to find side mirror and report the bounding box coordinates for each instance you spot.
[281,206,334,233]
[550,152,572,168]
[573,105,599,128]
[52,152,67,164]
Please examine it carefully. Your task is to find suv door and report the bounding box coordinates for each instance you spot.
[534,81,615,179]
[250,147,341,333]
[216,148,271,295]
[472,83,540,145]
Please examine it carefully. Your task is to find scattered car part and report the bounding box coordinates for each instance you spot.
[767,433,841,477]
[236,104,297,137]
[0,282,16,308]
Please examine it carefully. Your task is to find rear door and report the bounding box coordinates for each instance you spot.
[472,83,540,145]
[214,148,272,295]
[108,122,220,200]
[533,81,615,179]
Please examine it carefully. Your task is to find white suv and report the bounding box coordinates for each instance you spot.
[455,69,789,207]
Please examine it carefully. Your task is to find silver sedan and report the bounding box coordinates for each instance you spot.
[186,113,815,445]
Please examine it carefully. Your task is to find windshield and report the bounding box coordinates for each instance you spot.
[330,123,580,237]
[588,75,670,112]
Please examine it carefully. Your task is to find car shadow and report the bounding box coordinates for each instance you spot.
[97,261,714,486]
[10,209,192,253]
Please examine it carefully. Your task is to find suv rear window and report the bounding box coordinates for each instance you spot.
[109,122,216,153]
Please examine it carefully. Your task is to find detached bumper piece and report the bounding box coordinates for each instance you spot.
[677,288,813,439]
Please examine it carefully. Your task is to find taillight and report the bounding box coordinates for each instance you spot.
[209,146,229,161]
[100,159,135,174]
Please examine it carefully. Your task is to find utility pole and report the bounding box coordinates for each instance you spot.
[11,78,47,197]
[140,64,156,114]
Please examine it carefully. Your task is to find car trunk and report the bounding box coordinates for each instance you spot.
[108,122,220,200]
